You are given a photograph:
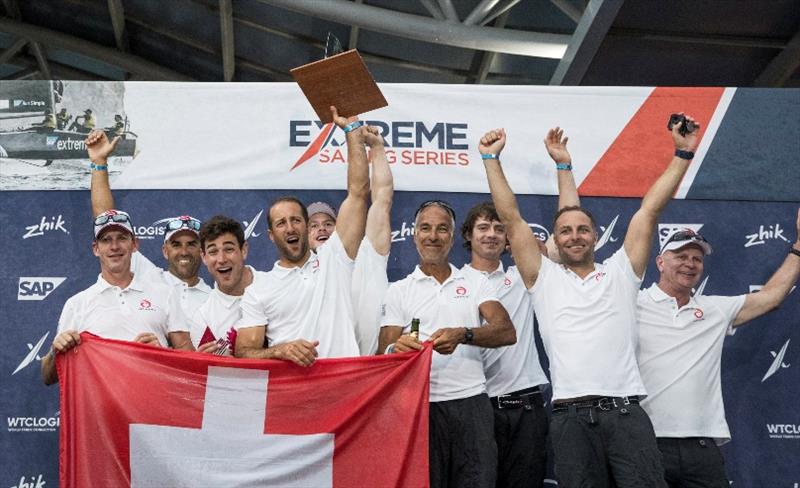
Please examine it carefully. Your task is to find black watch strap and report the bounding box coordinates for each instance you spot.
[790,247,800,258]
[464,327,474,344]
[675,149,695,160]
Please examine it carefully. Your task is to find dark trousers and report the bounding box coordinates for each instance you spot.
[429,393,497,488]
[657,437,729,488]
[491,391,548,488]
[551,402,667,488]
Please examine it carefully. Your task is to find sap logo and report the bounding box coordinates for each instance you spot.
[6,412,60,433]
[12,332,49,375]
[243,210,264,240]
[18,277,66,301]
[595,215,620,251]
[527,223,550,243]
[9,474,46,488]
[391,221,416,242]
[658,223,703,249]
[22,215,69,239]
[761,339,791,383]
[45,136,58,146]
[766,423,800,439]
[744,223,790,248]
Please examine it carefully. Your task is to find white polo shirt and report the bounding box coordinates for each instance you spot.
[530,248,646,402]
[352,238,390,355]
[637,284,745,444]
[381,264,497,402]
[57,272,188,346]
[131,251,212,318]
[188,265,257,354]
[462,263,549,397]
[237,232,359,358]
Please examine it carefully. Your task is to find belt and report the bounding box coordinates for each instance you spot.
[489,386,542,410]
[552,395,640,414]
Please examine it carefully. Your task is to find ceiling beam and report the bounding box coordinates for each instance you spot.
[551,0,582,23]
[9,53,110,80]
[467,11,509,84]
[608,28,785,49]
[259,0,570,59]
[107,0,130,52]
[437,0,459,22]
[0,17,193,80]
[28,40,51,79]
[419,0,446,21]
[549,0,623,85]
[348,0,364,50]
[0,36,28,64]
[219,0,235,81]
[754,28,800,87]
[479,0,521,26]
[464,0,500,26]
[4,66,37,80]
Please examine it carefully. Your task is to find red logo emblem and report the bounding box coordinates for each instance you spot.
[140,299,151,309]
[456,286,467,295]
[595,272,607,281]
[504,277,512,286]
[694,308,704,319]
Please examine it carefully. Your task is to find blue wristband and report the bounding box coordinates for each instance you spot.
[91,163,108,171]
[480,153,499,160]
[556,163,572,171]
[342,120,364,133]
[675,149,695,160]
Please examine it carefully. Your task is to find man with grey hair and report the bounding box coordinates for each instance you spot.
[379,199,516,488]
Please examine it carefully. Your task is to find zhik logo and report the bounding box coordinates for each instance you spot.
[22,215,69,239]
[9,474,46,488]
[12,332,49,375]
[391,221,416,243]
[243,210,264,239]
[18,277,66,301]
[657,223,703,249]
[744,222,791,248]
[761,339,791,383]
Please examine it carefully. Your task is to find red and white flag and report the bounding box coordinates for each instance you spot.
[57,333,431,487]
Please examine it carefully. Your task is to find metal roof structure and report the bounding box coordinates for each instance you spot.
[0,0,798,87]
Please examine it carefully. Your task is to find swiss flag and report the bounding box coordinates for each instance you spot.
[57,333,431,487]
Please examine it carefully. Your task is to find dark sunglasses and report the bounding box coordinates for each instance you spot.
[660,229,708,252]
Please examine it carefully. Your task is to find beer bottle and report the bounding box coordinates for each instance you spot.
[410,318,420,340]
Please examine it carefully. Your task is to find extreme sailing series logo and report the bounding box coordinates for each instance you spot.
[289,119,470,170]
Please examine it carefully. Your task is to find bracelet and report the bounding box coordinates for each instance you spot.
[90,163,108,171]
[675,149,695,160]
[342,120,364,133]
[384,343,396,354]
[555,163,572,171]
[790,247,800,258]
[480,153,499,160]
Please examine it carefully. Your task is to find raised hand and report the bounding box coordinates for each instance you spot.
[479,128,506,157]
[363,125,384,148]
[544,127,571,164]
[671,113,701,152]
[330,105,358,129]
[85,129,120,164]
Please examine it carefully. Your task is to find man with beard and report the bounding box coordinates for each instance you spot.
[188,216,255,356]
[304,128,393,355]
[86,130,212,320]
[478,116,700,487]
[41,210,192,385]
[379,200,517,488]
[637,216,800,487]
[234,107,370,364]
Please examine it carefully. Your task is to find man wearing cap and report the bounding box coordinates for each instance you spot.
[31,108,56,132]
[41,210,192,385]
[188,215,255,356]
[637,214,800,488]
[305,129,393,355]
[69,108,95,133]
[379,200,517,488]
[85,130,212,320]
[478,116,702,487]
[234,107,370,364]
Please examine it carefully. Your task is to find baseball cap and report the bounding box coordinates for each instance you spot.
[94,210,134,239]
[163,216,202,242]
[660,229,713,256]
[307,201,337,220]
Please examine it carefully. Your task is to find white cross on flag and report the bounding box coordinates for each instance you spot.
[57,333,432,487]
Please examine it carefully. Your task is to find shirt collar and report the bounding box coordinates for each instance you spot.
[647,283,698,307]
[162,269,210,291]
[411,263,462,285]
[462,262,504,277]
[94,272,145,295]
[271,252,317,280]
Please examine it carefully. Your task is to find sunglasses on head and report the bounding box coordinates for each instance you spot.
[94,213,131,226]
[660,229,708,252]
[415,200,456,221]
[166,216,201,232]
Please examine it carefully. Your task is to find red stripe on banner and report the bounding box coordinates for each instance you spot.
[291,123,335,171]
[578,87,725,197]
[58,334,431,488]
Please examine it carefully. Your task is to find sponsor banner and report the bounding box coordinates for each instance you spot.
[2,82,797,200]
[58,334,431,487]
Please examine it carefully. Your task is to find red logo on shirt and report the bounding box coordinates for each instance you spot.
[504,277,512,286]
[138,299,155,311]
[595,272,607,281]
[694,308,704,319]
[456,286,467,295]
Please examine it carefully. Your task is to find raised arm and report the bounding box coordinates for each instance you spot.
[544,127,580,259]
[330,106,370,259]
[480,129,542,289]
[364,126,393,256]
[624,114,700,277]
[85,130,120,217]
[734,209,800,327]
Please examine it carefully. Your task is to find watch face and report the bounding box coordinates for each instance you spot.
[465,328,474,344]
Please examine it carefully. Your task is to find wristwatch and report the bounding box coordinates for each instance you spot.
[463,327,474,344]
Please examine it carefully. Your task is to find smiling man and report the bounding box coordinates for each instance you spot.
[234,107,370,364]
[479,116,701,488]
[637,216,800,488]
